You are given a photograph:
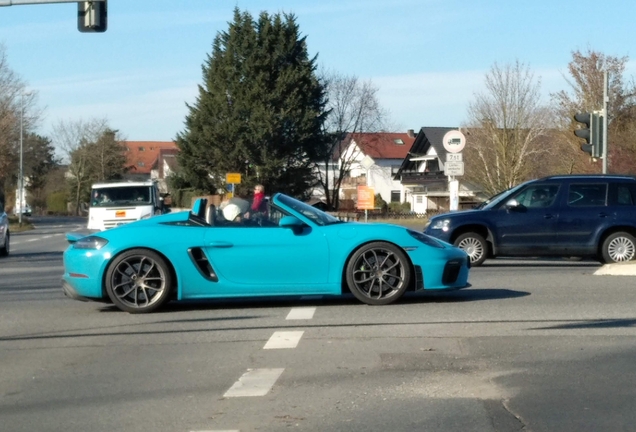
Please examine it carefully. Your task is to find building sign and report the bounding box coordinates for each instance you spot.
[357,186,375,210]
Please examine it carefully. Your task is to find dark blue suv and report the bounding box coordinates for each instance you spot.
[424,175,636,266]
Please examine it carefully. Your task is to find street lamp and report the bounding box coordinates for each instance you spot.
[19,90,31,227]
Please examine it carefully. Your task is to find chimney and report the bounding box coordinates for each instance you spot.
[407,129,415,138]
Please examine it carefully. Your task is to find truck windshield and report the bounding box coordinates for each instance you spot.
[91,186,153,208]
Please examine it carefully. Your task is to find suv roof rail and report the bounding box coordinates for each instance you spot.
[538,174,636,181]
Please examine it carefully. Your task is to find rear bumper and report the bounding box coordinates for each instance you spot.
[61,278,90,302]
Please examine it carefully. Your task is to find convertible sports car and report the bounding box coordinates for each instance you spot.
[62,193,471,313]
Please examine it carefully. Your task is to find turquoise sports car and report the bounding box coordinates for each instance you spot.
[62,193,471,313]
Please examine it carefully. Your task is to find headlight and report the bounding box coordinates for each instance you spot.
[407,229,444,248]
[430,219,451,231]
[73,236,109,250]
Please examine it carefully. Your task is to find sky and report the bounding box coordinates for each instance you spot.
[1,0,635,151]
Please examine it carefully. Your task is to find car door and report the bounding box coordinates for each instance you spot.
[202,206,330,295]
[494,183,562,255]
[556,182,611,255]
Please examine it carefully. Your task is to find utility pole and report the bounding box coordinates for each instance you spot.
[602,71,609,174]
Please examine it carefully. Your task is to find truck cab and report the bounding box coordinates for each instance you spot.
[87,181,165,230]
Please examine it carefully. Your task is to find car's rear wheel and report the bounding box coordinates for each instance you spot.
[454,232,487,266]
[0,231,9,257]
[346,242,411,305]
[105,249,173,313]
[601,232,636,263]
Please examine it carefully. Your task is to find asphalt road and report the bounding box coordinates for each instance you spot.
[1,217,636,432]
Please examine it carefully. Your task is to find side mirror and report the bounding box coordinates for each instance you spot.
[504,199,526,212]
[504,199,519,208]
[279,215,305,234]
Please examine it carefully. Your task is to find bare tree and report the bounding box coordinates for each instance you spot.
[52,118,127,215]
[0,44,40,199]
[551,48,636,174]
[463,61,552,195]
[313,71,389,210]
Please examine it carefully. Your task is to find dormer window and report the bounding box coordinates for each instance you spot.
[137,162,145,167]
[138,147,145,151]
[393,139,404,145]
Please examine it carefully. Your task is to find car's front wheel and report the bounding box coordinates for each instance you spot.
[0,231,9,257]
[601,232,636,263]
[345,242,411,305]
[454,232,487,266]
[105,249,173,313]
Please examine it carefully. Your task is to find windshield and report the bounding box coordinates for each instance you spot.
[480,183,526,210]
[90,186,153,208]
[277,194,342,226]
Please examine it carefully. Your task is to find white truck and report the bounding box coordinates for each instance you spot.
[87,180,166,230]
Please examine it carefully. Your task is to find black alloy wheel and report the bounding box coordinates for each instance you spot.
[105,249,173,313]
[346,242,411,305]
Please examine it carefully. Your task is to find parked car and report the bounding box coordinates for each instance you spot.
[425,174,636,266]
[0,205,9,257]
[62,193,471,313]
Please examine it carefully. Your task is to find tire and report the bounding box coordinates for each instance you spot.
[601,232,636,263]
[345,242,411,305]
[454,232,487,266]
[105,249,173,313]
[0,231,8,257]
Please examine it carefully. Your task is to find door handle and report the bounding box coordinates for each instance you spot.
[544,214,554,219]
[598,213,608,218]
[208,241,234,248]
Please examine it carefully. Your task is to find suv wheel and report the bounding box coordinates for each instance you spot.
[454,232,487,266]
[601,232,636,263]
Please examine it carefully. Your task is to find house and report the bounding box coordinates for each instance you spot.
[123,141,179,191]
[394,127,484,213]
[320,130,417,206]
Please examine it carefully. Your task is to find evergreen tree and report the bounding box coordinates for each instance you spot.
[176,8,327,198]
[23,133,59,209]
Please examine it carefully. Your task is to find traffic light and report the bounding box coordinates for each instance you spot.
[574,111,603,158]
[78,1,107,33]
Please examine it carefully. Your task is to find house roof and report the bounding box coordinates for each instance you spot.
[395,127,458,175]
[346,132,416,160]
[124,141,178,174]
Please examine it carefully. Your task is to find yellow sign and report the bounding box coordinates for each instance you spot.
[226,172,242,184]
[357,186,375,210]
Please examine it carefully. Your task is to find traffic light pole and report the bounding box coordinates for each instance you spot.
[602,71,609,174]
[0,0,103,5]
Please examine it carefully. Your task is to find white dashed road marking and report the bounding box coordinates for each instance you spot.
[263,331,304,349]
[223,368,285,397]
[286,307,316,320]
[190,430,239,432]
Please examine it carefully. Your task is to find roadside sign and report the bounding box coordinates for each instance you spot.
[443,130,466,153]
[360,155,375,170]
[226,172,242,184]
[357,186,375,210]
[447,153,463,162]
[444,161,464,176]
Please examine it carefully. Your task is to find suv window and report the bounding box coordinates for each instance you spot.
[612,183,636,206]
[568,183,607,207]
[510,184,559,208]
